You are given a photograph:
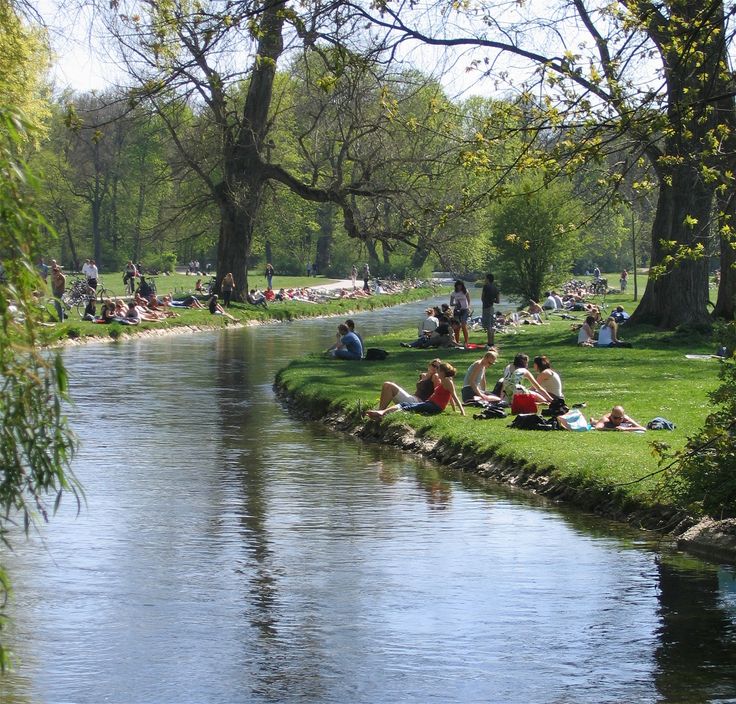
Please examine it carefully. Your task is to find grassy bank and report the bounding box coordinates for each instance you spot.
[37,286,437,345]
[275,287,720,517]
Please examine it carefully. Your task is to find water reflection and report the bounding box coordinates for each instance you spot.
[1,302,736,703]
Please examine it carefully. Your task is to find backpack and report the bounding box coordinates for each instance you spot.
[509,413,559,431]
[473,402,508,420]
[365,348,389,361]
[511,393,538,415]
[542,397,570,418]
[646,417,676,431]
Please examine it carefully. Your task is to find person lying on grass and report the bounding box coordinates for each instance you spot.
[367,362,465,419]
[375,358,441,410]
[591,406,646,431]
[461,350,501,403]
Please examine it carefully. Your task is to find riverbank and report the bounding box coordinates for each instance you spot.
[39,284,438,346]
[274,313,736,562]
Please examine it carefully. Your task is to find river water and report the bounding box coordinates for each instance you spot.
[2,301,736,704]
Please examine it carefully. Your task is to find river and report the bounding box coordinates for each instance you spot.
[2,300,736,704]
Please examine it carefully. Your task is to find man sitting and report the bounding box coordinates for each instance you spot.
[332,323,362,360]
[247,288,268,308]
[611,305,629,324]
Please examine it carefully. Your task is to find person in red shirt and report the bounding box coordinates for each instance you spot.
[367,362,465,419]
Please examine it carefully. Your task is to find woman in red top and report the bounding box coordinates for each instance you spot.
[367,362,465,419]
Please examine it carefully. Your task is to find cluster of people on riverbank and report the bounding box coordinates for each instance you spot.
[365,346,646,432]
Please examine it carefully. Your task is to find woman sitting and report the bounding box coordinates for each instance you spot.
[208,294,239,321]
[461,350,500,403]
[577,315,596,346]
[501,353,554,413]
[367,362,465,419]
[375,359,441,410]
[533,355,563,400]
[597,317,630,347]
[592,406,646,431]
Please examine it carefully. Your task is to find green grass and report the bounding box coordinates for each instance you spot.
[276,283,720,512]
[37,285,439,345]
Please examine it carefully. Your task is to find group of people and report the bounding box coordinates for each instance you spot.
[367,348,646,431]
[576,306,631,347]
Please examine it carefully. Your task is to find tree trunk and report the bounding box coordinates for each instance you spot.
[629,170,712,329]
[215,191,257,301]
[713,191,736,320]
[315,203,334,274]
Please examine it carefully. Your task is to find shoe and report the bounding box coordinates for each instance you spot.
[400,342,410,348]
[572,402,587,409]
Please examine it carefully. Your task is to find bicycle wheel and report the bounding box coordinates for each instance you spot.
[95,286,109,301]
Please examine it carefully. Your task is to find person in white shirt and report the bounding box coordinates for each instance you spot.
[542,292,557,310]
[419,307,439,337]
[551,291,564,309]
[85,259,99,290]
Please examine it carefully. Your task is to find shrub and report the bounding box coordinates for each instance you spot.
[656,322,736,517]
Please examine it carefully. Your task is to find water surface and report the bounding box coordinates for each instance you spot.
[2,302,736,704]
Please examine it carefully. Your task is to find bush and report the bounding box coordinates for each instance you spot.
[656,321,736,517]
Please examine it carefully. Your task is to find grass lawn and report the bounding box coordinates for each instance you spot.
[276,281,722,512]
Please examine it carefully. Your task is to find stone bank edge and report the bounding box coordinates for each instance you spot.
[273,373,736,566]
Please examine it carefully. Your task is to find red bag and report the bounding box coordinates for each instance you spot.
[511,393,538,415]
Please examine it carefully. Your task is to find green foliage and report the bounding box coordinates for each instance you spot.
[0,107,77,671]
[489,177,582,302]
[655,322,736,517]
[146,251,177,273]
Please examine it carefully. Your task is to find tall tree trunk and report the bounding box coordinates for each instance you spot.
[365,239,380,269]
[714,192,736,320]
[629,169,713,329]
[315,202,334,273]
[215,188,259,301]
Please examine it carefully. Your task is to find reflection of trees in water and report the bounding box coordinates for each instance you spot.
[655,559,736,703]
[214,333,328,702]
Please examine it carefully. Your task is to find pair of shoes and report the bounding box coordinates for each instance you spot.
[400,342,410,348]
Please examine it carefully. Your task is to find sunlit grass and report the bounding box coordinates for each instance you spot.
[277,282,720,509]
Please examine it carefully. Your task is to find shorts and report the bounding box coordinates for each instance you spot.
[455,308,469,324]
[481,306,494,330]
[392,386,419,405]
[461,385,476,402]
[399,400,442,415]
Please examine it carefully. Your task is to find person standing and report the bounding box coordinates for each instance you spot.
[481,273,500,348]
[306,262,312,277]
[123,260,137,294]
[351,264,358,289]
[265,263,274,289]
[221,272,235,307]
[86,259,99,291]
[51,262,66,322]
[362,263,371,292]
[620,269,628,291]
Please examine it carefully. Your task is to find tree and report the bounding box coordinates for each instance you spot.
[490,176,582,302]
[0,110,77,671]
[352,0,736,327]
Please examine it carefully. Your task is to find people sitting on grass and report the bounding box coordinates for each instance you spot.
[264,287,275,302]
[375,358,441,410]
[125,301,140,325]
[208,294,239,322]
[533,355,563,401]
[597,316,631,347]
[591,406,646,431]
[501,353,555,412]
[419,306,439,337]
[331,323,363,360]
[401,320,464,349]
[461,350,501,403]
[345,319,365,358]
[101,300,118,323]
[611,305,629,325]
[577,315,597,346]
[137,276,154,299]
[367,362,465,419]
[247,288,268,308]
